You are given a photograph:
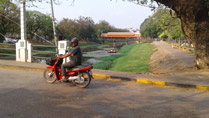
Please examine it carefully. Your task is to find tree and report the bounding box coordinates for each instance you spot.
[26,11,53,40]
[95,20,113,36]
[0,24,4,42]
[56,18,80,40]
[38,13,54,40]
[0,0,20,42]
[136,0,209,69]
[26,11,42,40]
[140,16,163,38]
[76,16,96,40]
[140,8,184,39]
[95,20,127,38]
[57,17,127,41]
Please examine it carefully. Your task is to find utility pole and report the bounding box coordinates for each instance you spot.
[50,0,58,53]
[20,0,26,41]
[16,0,32,62]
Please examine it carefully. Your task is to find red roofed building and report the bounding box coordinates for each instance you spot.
[101,32,141,41]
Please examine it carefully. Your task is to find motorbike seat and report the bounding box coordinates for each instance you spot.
[72,64,92,71]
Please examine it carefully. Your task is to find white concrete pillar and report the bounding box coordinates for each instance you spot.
[16,0,32,62]
[27,41,32,62]
[58,40,70,63]
[16,40,32,62]
[20,0,26,41]
[16,40,26,62]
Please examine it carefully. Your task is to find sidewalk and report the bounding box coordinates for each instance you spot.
[0,59,209,91]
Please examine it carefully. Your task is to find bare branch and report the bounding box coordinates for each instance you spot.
[70,0,75,6]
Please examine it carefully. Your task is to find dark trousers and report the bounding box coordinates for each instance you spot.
[61,62,75,76]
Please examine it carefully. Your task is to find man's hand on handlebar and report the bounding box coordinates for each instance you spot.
[58,53,72,59]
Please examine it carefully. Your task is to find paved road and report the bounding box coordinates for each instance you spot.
[1,68,209,118]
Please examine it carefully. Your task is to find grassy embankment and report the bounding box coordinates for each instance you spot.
[93,43,156,73]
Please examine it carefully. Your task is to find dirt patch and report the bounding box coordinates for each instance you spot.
[150,41,195,74]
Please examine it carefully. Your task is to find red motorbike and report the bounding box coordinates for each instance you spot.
[43,55,94,88]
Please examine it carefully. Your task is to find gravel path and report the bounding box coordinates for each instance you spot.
[150,41,194,74]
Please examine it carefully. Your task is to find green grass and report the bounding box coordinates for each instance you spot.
[93,43,156,73]
[33,47,56,52]
[0,49,15,54]
[0,55,15,60]
[93,54,124,70]
[118,44,135,54]
[110,43,156,73]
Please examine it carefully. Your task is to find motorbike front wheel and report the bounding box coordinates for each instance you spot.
[43,68,57,84]
[72,72,91,88]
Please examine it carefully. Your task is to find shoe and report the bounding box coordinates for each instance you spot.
[59,76,67,82]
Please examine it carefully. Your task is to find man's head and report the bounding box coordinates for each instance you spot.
[71,38,79,47]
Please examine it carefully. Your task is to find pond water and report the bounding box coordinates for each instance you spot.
[83,49,120,64]
[33,41,139,65]
[34,46,121,65]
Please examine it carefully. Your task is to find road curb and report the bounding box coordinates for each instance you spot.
[1,64,209,92]
[161,41,194,54]
[93,74,209,92]
[0,64,44,72]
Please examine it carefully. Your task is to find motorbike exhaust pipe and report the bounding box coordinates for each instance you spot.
[68,76,80,81]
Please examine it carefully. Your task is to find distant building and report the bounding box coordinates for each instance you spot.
[101,32,141,41]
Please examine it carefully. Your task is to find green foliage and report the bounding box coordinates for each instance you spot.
[0,0,127,42]
[0,0,20,39]
[57,18,127,41]
[205,0,209,7]
[94,20,128,37]
[0,25,4,42]
[93,54,124,70]
[56,17,96,40]
[26,11,53,40]
[140,8,185,39]
[110,43,155,73]
[159,30,168,38]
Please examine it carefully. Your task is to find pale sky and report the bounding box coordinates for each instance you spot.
[28,0,153,29]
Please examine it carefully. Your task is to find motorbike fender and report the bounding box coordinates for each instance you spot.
[46,66,54,71]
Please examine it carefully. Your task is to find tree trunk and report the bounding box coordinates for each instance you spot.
[155,0,209,69]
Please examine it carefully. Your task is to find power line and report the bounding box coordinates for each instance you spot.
[0,32,6,38]
[0,14,20,26]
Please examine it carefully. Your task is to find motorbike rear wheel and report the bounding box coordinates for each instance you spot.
[43,68,57,84]
[72,72,91,88]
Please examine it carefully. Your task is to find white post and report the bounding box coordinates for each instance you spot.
[16,0,32,62]
[20,0,26,42]
[27,41,32,62]
[58,40,70,63]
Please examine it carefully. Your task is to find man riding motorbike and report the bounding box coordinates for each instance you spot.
[59,38,82,81]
